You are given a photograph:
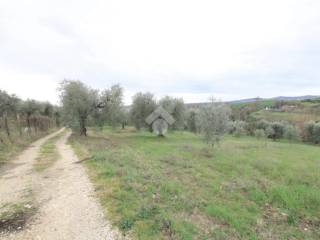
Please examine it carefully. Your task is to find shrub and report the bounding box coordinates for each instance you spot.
[283,125,300,141]
[254,129,266,139]
[304,121,320,144]
[256,119,271,130]
[228,121,248,137]
[265,126,275,138]
[186,109,199,133]
[269,122,285,140]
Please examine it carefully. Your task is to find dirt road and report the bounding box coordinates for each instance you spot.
[0,130,123,240]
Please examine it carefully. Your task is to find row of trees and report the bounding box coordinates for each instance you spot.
[3,80,318,149]
[59,81,190,135]
[0,89,60,144]
[227,118,320,144]
[60,81,232,147]
[59,80,320,146]
[129,93,231,146]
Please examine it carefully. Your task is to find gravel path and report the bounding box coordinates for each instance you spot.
[0,129,65,207]
[1,130,123,240]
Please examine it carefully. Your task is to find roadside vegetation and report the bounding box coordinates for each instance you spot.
[70,128,320,239]
[0,189,37,233]
[0,89,60,168]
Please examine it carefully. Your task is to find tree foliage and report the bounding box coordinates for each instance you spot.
[130,92,157,130]
[59,80,125,135]
[283,125,300,141]
[197,101,231,147]
[304,121,320,144]
[186,108,199,133]
[59,80,99,136]
[99,84,124,128]
[159,96,186,130]
[0,89,57,144]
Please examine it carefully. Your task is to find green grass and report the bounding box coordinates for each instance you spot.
[33,132,64,172]
[69,128,320,239]
[231,99,275,110]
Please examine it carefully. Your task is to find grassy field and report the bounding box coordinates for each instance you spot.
[252,110,320,126]
[231,99,275,110]
[70,128,320,240]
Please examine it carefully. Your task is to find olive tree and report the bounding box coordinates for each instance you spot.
[228,120,248,137]
[197,101,231,147]
[304,121,320,144]
[130,92,157,130]
[283,124,300,141]
[59,80,99,136]
[20,99,41,132]
[269,122,285,140]
[159,96,186,130]
[0,90,18,137]
[254,129,266,139]
[99,84,124,128]
[186,108,199,133]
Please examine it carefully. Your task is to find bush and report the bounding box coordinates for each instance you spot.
[283,125,300,141]
[228,121,248,137]
[256,119,271,130]
[304,121,320,144]
[270,122,285,140]
[254,129,266,139]
[186,109,199,133]
[265,126,275,138]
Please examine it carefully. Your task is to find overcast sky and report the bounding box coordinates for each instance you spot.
[0,0,320,104]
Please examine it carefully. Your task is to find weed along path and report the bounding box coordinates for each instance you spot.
[1,130,123,240]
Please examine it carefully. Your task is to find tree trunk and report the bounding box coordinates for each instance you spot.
[27,114,31,130]
[79,118,87,136]
[4,112,10,138]
[16,113,22,137]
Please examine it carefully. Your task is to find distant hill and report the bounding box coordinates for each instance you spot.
[186,95,320,108]
[269,95,320,101]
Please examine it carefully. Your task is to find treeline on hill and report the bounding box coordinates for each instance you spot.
[0,89,60,165]
[59,80,320,146]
